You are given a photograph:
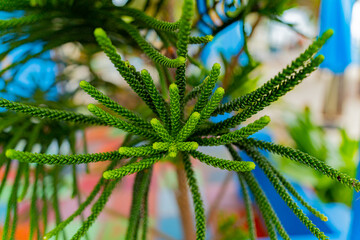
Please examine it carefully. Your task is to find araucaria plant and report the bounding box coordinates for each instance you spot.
[0,0,359,240]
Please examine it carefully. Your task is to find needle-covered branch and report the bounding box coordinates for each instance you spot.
[236,138,360,191]
[118,146,163,157]
[183,154,206,239]
[195,116,270,146]
[80,81,152,130]
[0,98,106,126]
[198,55,325,135]
[6,150,123,165]
[88,104,160,141]
[189,150,255,172]
[212,30,333,115]
[103,155,163,179]
[243,147,328,239]
[118,7,180,31]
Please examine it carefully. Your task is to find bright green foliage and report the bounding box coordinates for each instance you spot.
[170,83,181,135]
[199,87,225,123]
[102,155,162,179]
[193,63,221,113]
[176,112,201,142]
[141,70,170,128]
[238,174,256,240]
[183,154,206,240]
[87,104,160,141]
[118,20,185,68]
[80,81,152,130]
[237,138,360,191]
[196,55,325,136]
[267,157,328,221]
[119,146,161,157]
[93,28,158,113]
[176,0,195,58]
[6,150,124,165]
[190,150,255,172]
[0,1,358,240]
[212,30,333,115]
[195,115,270,146]
[0,13,46,29]
[150,118,173,142]
[118,7,180,31]
[0,98,106,126]
[243,147,328,239]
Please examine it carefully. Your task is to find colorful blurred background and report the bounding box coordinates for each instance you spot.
[1,0,360,239]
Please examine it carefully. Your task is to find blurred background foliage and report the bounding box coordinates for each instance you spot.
[279,107,358,206]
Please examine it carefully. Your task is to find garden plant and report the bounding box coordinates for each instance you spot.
[0,0,359,240]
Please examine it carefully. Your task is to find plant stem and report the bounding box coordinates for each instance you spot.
[175,159,196,240]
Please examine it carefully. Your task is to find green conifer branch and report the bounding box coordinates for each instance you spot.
[184,77,209,104]
[152,142,171,151]
[166,32,214,44]
[236,138,360,191]
[238,174,256,240]
[117,7,180,31]
[183,154,206,239]
[126,169,152,240]
[199,87,225,123]
[169,83,181,136]
[193,63,221,114]
[195,116,270,146]
[243,147,328,239]
[119,20,185,68]
[88,104,161,141]
[175,64,187,107]
[0,13,46,29]
[176,0,194,58]
[227,145,290,240]
[44,159,129,239]
[141,70,170,128]
[198,55,324,135]
[176,112,201,142]
[267,161,328,221]
[119,146,163,157]
[93,28,157,113]
[0,98,106,126]
[177,142,199,151]
[79,81,152,130]
[212,29,333,115]
[70,179,119,240]
[103,155,163,179]
[174,0,194,104]
[242,172,288,240]
[189,150,255,172]
[6,149,124,165]
[150,118,173,142]
[188,35,214,44]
